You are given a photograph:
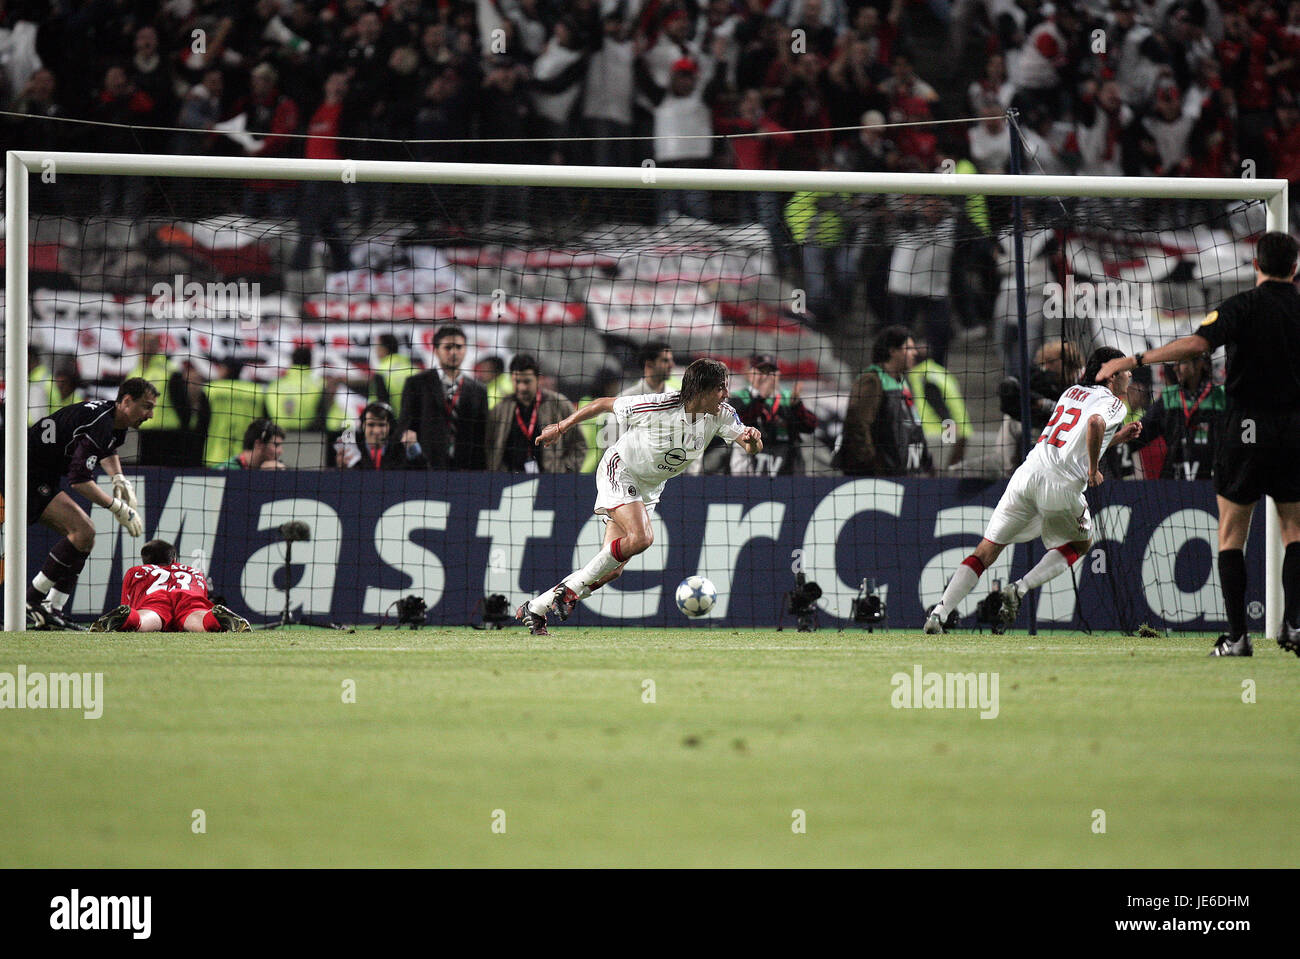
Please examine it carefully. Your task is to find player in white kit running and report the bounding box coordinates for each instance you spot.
[517,358,763,634]
[924,346,1143,633]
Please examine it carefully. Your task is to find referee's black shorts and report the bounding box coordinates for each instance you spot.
[1215,408,1300,505]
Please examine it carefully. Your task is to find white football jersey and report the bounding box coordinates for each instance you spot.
[1023,383,1128,483]
[609,391,745,485]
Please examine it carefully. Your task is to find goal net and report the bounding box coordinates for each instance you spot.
[2,153,1287,635]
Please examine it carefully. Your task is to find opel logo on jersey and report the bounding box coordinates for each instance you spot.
[662,448,687,468]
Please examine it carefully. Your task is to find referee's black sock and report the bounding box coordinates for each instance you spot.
[1219,548,1248,639]
[1284,542,1300,627]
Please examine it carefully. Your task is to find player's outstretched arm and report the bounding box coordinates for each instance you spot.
[1094,333,1212,382]
[537,396,617,447]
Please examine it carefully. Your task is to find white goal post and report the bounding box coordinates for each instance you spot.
[3,150,1289,634]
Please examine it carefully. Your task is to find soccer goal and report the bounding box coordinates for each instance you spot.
[3,150,1288,635]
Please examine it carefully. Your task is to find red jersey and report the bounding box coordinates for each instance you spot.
[122,563,212,608]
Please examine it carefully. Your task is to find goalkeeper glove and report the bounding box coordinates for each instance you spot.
[108,497,143,537]
[111,474,138,510]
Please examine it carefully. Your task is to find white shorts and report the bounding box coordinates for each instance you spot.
[594,449,662,519]
[983,465,1092,549]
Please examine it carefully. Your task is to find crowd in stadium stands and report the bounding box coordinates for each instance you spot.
[0,0,1270,481]
[4,0,1298,201]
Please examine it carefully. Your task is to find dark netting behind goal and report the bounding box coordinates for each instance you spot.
[7,169,1267,632]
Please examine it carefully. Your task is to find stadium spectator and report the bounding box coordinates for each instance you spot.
[216,418,288,471]
[474,355,511,411]
[578,370,625,473]
[93,66,153,214]
[90,539,250,634]
[529,16,593,163]
[968,51,1014,113]
[841,325,932,476]
[28,351,84,425]
[291,71,353,273]
[729,353,818,476]
[716,88,793,257]
[786,182,857,327]
[337,401,427,471]
[397,325,489,471]
[237,63,301,219]
[368,334,418,419]
[906,339,973,471]
[23,379,154,630]
[887,195,956,365]
[129,25,176,155]
[583,12,637,168]
[639,48,726,221]
[1095,232,1300,657]
[517,358,761,635]
[1123,353,1224,481]
[835,109,898,173]
[262,345,349,434]
[997,340,1084,475]
[826,33,890,128]
[128,332,205,466]
[968,105,1012,174]
[486,354,585,474]
[204,359,264,468]
[1008,2,1075,116]
[173,68,225,156]
[1075,79,1133,177]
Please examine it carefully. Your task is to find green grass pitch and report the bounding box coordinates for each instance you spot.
[1,626,1296,867]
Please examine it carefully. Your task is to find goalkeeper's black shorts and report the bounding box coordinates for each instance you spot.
[1214,408,1300,505]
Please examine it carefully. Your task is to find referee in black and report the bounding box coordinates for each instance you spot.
[1096,231,1300,657]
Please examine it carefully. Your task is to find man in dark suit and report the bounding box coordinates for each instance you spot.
[397,325,488,470]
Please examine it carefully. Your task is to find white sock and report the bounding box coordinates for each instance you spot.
[1017,547,1075,592]
[530,544,622,614]
[32,572,56,595]
[46,588,70,611]
[939,560,983,613]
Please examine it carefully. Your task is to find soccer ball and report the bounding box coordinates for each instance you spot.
[675,576,717,618]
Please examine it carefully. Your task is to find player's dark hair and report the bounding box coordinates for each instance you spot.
[433,325,467,347]
[638,341,672,370]
[243,417,286,450]
[117,377,160,402]
[376,333,400,355]
[141,539,177,566]
[1082,346,1127,387]
[679,358,728,408]
[1256,231,1298,279]
[509,353,540,375]
[290,345,313,367]
[478,354,505,376]
[871,326,914,364]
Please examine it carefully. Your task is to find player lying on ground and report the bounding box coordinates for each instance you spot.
[515,358,762,635]
[19,377,155,630]
[1095,230,1300,658]
[924,346,1141,634]
[89,538,251,633]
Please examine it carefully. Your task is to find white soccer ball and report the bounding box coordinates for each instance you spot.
[675,576,717,618]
